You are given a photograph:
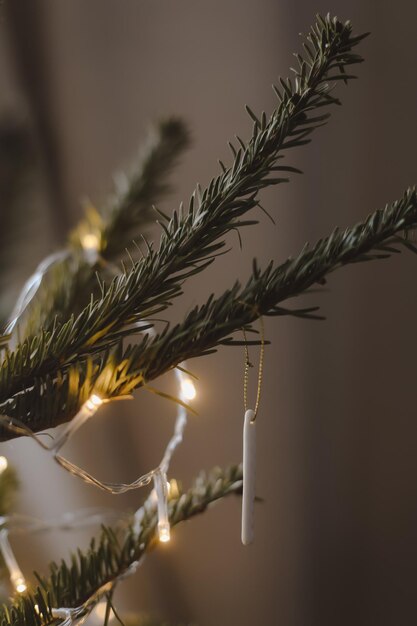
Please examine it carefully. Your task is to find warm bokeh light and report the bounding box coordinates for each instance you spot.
[0,456,8,474]
[180,378,196,401]
[81,233,100,251]
[15,578,27,594]
[85,394,103,411]
[158,521,171,543]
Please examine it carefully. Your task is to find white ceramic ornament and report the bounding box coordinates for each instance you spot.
[242,408,256,545]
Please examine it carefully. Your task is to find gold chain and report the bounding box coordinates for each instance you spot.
[243,317,265,419]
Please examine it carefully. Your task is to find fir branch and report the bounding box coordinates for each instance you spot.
[0,188,415,437]
[71,117,191,262]
[56,14,367,350]
[20,118,190,337]
[100,117,190,260]
[1,14,368,397]
[110,188,417,382]
[0,465,243,626]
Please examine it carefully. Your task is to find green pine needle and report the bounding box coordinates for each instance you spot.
[0,188,415,437]
[0,14,371,437]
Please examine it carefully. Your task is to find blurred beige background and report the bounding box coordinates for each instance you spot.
[0,1,417,625]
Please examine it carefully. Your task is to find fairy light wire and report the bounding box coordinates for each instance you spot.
[2,235,196,500]
[0,360,195,541]
[153,470,170,543]
[3,231,107,341]
[0,528,27,593]
[0,232,197,615]
[0,498,149,624]
[0,381,190,615]
[0,504,134,613]
[4,250,70,337]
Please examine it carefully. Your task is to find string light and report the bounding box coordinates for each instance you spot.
[0,377,196,545]
[153,470,171,543]
[3,253,197,503]
[0,349,196,550]
[85,394,104,412]
[158,521,171,543]
[150,480,171,505]
[0,507,129,603]
[0,232,201,620]
[14,578,27,594]
[0,456,8,473]
[80,233,101,265]
[52,394,104,453]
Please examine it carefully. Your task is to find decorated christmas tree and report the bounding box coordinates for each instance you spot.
[0,14,416,626]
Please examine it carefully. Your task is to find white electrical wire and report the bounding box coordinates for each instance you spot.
[0,238,198,624]
[0,505,149,626]
[0,508,129,535]
[4,250,70,337]
[0,529,27,593]
[0,508,130,597]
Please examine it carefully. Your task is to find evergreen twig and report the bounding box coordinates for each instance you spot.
[0,465,242,626]
[21,117,190,336]
[0,15,368,424]
[0,188,415,436]
[35,15,366,352]
[0,13,414,626]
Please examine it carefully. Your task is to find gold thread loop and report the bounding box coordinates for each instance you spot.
[243,316,265,420]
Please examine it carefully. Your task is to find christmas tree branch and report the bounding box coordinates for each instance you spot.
[0,15,367,408]
[42,15,365,350]
[0,188,415,437]
[98,117,191,261]
[0,465,243,626]
[104,187,417,382]
[20,117,190,337]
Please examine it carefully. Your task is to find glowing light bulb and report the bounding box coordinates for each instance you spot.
[153,471,171,543]
[158,521,171,543]
[0,456,8,474]
[180,378,196,401]
[15,577,27,593]
[85,394,103,412]
[81,233,100,251]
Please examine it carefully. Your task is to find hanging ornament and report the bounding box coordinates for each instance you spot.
[242,408,256,545]
[241,318,264,546]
